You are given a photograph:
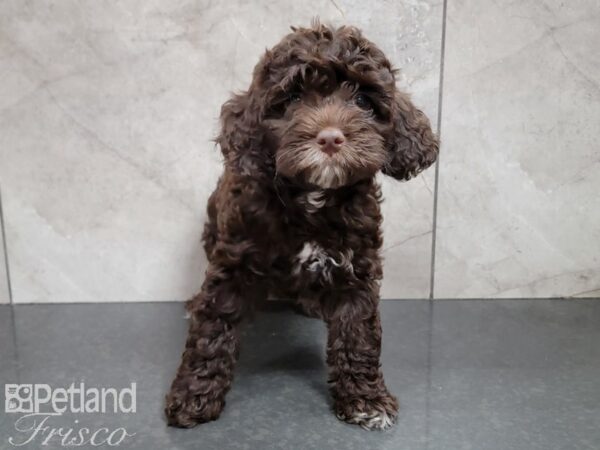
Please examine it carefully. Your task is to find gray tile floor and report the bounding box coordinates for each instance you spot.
[1,300,599,449]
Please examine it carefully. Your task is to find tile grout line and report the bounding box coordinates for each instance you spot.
[3,297,596,304]
[4,297,599,304]
[429,0,448,300]
[0,183,14,304]
[425,297,434,449]
[9,294,20,382]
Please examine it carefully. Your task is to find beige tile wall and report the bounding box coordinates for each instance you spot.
[434,0,600,298]
[1,1,598,302]
[0,0,442,302]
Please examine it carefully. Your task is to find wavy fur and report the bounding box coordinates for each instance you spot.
[165,22,439,431]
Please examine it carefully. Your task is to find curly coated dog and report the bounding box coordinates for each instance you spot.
[165,22,439,431]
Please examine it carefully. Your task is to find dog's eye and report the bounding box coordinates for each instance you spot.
[355,93,373,111]
[289,93,302,103]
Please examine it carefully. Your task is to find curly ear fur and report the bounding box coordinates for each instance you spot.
[216,90,266,176]
[383,92,439,180]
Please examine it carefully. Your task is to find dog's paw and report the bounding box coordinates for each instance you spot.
[334,392,399,431]
[164,389,225,428]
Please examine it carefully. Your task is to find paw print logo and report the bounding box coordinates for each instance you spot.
[4,384,34,413]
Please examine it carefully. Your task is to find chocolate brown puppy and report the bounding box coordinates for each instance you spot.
[165,22,439,431]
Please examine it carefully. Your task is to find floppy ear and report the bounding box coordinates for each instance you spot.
[217,89,271,176]
[382,91,439,180]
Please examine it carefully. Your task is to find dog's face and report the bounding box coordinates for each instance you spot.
[218,24,439,188]
[269,78,391,189]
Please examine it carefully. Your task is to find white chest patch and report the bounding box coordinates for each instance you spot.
[294,241,354,282]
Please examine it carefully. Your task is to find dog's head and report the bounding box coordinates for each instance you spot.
[218,23,439,189]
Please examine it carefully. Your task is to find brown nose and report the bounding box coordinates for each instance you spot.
[316,127,345,155]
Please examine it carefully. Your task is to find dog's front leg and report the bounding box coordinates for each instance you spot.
[165,266,252,428]
[326,290,398,430]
